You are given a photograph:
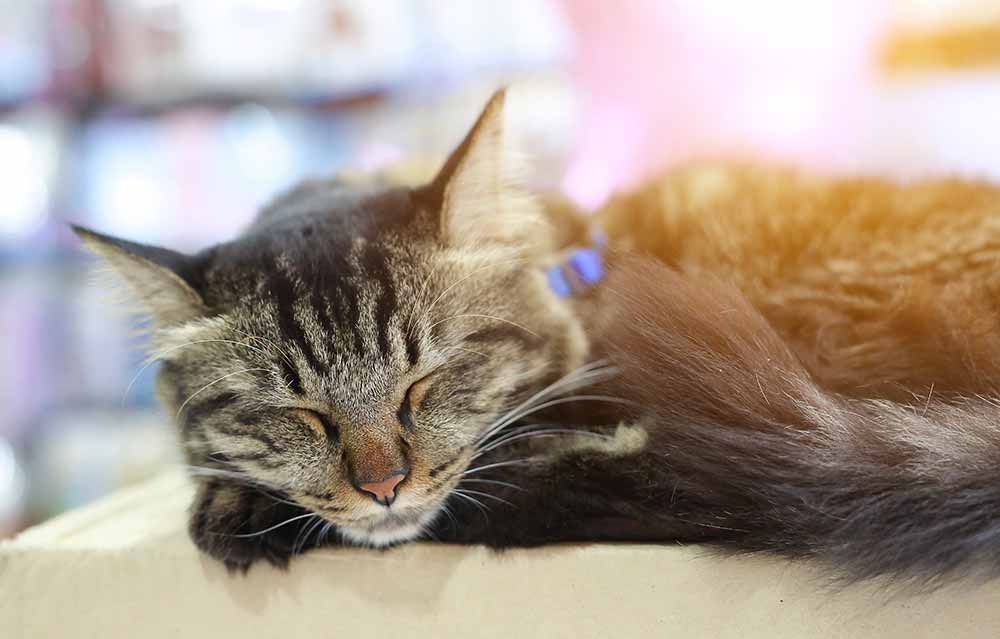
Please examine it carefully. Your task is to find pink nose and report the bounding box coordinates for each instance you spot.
[357,473,406,506]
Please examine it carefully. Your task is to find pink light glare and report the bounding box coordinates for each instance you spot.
[556,0,893,209]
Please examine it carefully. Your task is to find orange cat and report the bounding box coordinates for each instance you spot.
[594,163,1000,402]
[553,163,1000,583]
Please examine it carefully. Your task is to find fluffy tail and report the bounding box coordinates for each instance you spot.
[595,255,1000,584]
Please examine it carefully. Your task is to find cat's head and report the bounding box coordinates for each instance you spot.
[76,90,588,547]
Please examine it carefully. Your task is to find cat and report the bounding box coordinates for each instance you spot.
[597,162,1000,403]
[75,90,1000,585]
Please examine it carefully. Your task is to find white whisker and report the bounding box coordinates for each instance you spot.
[321,521,336,545]
[476,379,621,446]
[175,368,269,418]
[227,512,318,538]
[439,345,492,359]
[489,395,632,435]
[478,422,547,447]
[123,339,271,405]
[475,361,616,445]
[181,465,300,507]
[451,490,492,523]
[472,428,611,460]
[295,515,326,554]
[430,313,540,338]
[461,458,535,476]
[183,465,249,480]
[459,478,524,492]
[437,503,460,530]
[229,327,298,371]
[458,489,516,508]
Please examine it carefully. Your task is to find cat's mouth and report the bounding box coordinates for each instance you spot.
[333,507,440,547]
[314,453,473,547]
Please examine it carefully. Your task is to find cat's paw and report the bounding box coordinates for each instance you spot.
[187,480,319,573]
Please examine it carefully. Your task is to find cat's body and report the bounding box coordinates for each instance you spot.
[598,163,1000,402]
[76,91,1000,585]
[448,252,1000,583]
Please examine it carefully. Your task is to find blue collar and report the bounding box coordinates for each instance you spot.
[546,236,606,297]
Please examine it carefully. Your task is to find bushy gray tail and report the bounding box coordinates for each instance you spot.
[597,255,1000,584]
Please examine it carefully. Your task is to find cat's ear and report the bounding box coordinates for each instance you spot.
[426,89,549,252]
[72,226,207,326]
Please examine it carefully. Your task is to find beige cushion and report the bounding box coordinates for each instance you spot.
[2,471,999,638]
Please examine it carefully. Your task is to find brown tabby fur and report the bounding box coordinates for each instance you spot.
[595,163,1000,402]
[76,90,1000,584]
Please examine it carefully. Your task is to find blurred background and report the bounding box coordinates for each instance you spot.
[2,0,1000,537]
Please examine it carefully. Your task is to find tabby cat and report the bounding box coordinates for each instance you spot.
[77,90,1000,584]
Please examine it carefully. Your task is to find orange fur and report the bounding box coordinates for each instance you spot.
[595,163,1000,401]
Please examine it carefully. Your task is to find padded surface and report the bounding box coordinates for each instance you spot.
[3,471,1000,638]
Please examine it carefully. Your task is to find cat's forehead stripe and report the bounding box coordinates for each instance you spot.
[248,237,418,405]
[359,240,400,358]
[268,264,328,377]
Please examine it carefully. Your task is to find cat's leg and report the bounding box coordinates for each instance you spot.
[187,479,327,572]
[430,423,709,547]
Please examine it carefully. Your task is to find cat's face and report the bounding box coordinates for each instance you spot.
[76,91,588,546]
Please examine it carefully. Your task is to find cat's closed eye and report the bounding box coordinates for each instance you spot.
[295,409,339,442]
[398,373,434,430]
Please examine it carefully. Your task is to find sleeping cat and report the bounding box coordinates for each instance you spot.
[76,90,1000,584]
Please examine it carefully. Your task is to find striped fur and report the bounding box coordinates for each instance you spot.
[76,91,589,570]
[76,91,1000,585]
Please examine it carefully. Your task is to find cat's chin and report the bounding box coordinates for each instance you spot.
[336,508,440,548]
